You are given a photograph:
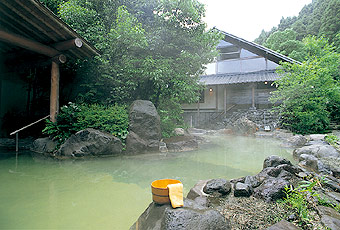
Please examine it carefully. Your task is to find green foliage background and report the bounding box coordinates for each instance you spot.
[254,0,340,134]
[255,0,340,58]
[270,37,340,134]
[40,0,222,137]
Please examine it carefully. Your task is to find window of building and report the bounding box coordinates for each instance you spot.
[217,45,240,61]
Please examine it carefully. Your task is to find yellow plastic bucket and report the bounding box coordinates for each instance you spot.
[151,179,181,204]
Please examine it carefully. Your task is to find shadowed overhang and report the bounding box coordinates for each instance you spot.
[0,0,100,60]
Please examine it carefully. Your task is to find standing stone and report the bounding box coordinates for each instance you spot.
[126,100,161,154]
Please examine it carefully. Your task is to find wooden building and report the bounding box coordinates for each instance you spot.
[0,0,99,136]
[182,29,298,127]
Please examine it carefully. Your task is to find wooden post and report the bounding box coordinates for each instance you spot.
[50,61,60,123]
[215,86,218,112]
[15,133,18,152]
[197,98,200,127]
[224,86,227,116]
[251,84,255,108]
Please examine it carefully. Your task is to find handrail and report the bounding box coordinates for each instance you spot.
[10,115,50,136]
[10,115,50,152]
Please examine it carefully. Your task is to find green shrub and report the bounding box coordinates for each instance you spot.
[270,36,340,135]
[325,134,340,150]
[43,102,128,146]
[77,103,129,141]
[158,98,187,138]
[43,102,82,145]
[279,176,335,227]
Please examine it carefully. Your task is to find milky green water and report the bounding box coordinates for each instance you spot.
[0,135,293,229]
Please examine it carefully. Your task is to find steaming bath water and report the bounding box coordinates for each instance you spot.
[0,135,293,229]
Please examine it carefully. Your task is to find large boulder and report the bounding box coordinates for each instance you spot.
[187,180,209,200]
[263,155,292,168]
[321,157,340,177]
[282,135,307,148]
[244,175,261,188]
[203,179,232,197]
[272,129,294,139]
[253,177,290,202]
[308,134,326,141]
[234,182,252,197]
[31,137,57,155]
[298,154,319,171]
[317,206,340,230]
[126,100,161,154]
[265,220,299,230]
[232,117,257,136]
[57,128,123,157]
[293,144,340,159]
[130,200,231,230]
[125,131,148,153]
[164,136,198,152]
[174,128,186,136]
[253,156,302,202]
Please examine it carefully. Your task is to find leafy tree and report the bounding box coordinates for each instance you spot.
[255,0,340,49]
[278,16,297,31]
[56,0,221,136]
[40,0,62,14]
[254,27,277,45]
[319,0,340,51]
[264,29,306,61]
[270,37,340,134]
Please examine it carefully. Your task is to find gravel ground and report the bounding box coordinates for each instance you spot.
[215,195,324,230]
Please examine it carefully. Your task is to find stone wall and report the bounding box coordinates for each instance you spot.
[183,108,280,131]
[224,108,280,131]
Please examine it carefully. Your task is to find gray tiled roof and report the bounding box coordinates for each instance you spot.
[200,70,281,85]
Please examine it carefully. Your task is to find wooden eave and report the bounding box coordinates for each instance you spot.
[0,0,100,59]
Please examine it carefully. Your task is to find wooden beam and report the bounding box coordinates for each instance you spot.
[0,5,47,41]
[0,29,59,57]
[1,0,59,41]
[14,0,67,40]
[50,61,60,122]
[51,54,67,64]
[52,38,83,51]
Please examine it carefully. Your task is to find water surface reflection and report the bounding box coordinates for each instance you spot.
[0,135,293,229]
